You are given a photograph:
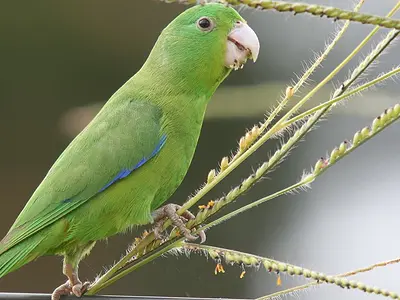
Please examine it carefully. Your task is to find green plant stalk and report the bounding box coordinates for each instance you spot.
[190,26,400,292]
[249,2,399,155]
[88,2,400,293]
[184,107,333,231]
[193,0,364,213]
[230,1,364,165]
[258,0,361,134]
[188,25,400,231]
[188,0,399,214]
[176,0,400,225]
[86,234,158,293]
[89,180,306,295]
[90,40,399,300]
[200,103,400,235]
[177,1,364,217]
[268,0,400,133]
[185,1,400,231]
[280,66,400,128]
[182,243,400,300]
[263,257,400,300]
[280,30,399,131]
[186,56,400,239]
[89,155,310,293]
[186,1,366,231]
[90,21,397,299]
[88,238,185,294]
[88,98,400,297]
[174,0,400,230]
[87,114,313,294]
[173,2,400,225]
[165,0,400,30]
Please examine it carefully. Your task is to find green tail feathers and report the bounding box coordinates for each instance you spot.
[0,236,43,278]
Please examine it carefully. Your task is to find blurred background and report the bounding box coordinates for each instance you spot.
[0,0,399,299]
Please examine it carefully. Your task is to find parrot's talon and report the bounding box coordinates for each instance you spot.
[52,263,91,300]
[151,203,206,242]
[51,279,90,300]
[72,281,91,297]
[198,228,207,244]
[179,227,198,241]
[51,281,71,300]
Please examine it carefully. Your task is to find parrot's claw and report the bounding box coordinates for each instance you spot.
[51,281,70,300]
[51,279,90,300]
[152,203,206,243]
[72,281,91,297]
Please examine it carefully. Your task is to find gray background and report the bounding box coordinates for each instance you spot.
[0,0,399,299]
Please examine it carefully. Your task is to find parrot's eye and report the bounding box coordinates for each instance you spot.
[197,17,214,31]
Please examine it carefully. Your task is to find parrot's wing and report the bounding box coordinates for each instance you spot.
[1,100,165,255]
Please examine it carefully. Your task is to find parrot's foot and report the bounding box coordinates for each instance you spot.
[152,203,206,243]
[51,278,90,300]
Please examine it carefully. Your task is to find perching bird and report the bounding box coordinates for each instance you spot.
[0,3,259,299]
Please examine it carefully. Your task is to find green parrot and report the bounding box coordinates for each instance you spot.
[0,3,259,299]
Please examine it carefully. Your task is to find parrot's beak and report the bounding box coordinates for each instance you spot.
[225,21,260,70]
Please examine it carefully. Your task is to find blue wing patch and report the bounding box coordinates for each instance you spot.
[98,134,167,193]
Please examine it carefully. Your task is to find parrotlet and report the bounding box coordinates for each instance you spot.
[0,3,259,299]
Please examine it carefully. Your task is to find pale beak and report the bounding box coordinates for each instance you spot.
[225,21,260,70]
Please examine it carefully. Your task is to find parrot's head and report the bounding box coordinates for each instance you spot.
[163,3,260,70]
[142,3,260,95]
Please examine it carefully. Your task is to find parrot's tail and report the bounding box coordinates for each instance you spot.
[0,235,44,278]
